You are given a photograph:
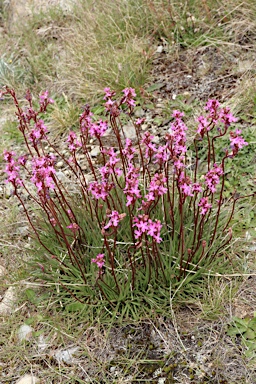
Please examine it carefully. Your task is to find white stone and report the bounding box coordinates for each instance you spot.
[16,374,39,384]
[0,265,7,277]
[122,123,136,139]
[90,146,101,157]
[37,334,48,352]
[156,45,163,53]
[0,286,16,315]
[18,324,34,342]
[56,161,64,168]
[54,346,79,365]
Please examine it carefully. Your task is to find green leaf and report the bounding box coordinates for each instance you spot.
[33,330,44,337]
[248,319,256,332]
[146,83,165,92]
[65,302,85,312]
[25,317,35,326]
[233,317,250,327]
[25,288,36,302]
[244,329,256,340]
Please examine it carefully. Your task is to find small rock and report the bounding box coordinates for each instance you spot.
[122,123,136,139]
[18,324,34,342]
[56,161,64,168]
[238,60,254,73]
[16,374,39,384]
[90,146,101,157]
[152,135,160,144]
[17,226,29,237]
[0,286,16,315]
[56,171,68,182]
[53,346,79,365]
[37,334,48,352]
[0,265,7,277]
[134,108,145,118]
[4,183,14,198]
[156,45,163,53]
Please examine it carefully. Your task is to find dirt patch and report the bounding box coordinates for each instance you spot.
[147,45,256,105]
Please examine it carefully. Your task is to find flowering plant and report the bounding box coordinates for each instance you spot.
[1,86,253,316]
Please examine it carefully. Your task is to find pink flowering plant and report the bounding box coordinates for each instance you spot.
[1,86,253,316]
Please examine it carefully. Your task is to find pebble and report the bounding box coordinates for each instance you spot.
[56,160,64,168]
[156,45,164,53]
[15,375,39,384]
[0,265,7,277]
[0,286,16,315]
[90,146,101,157]
[56,170,68,182]
[17,324,34,342]
[4,183,14,199]
[53,346,79,365]
[134,107,145,118]
[122,123,136,139]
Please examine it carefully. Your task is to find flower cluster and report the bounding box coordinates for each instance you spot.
[30,155,56,193]
[133,215,162,243]
[91,253,105,268]
[2,87,251,298]
[66,131,82,152]
[104,210,126,230]
[29,120,48,147]
[198,197,212,216]
[3,150,22,188]
[204,164,223,193]
[230,129,248,155]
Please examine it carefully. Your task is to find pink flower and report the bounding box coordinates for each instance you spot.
[89,181,113,201]
[104,210,125,230]
[89,120,108,138]
[172,110,184,119]
[198,197,212,215]
[80,107,94,133]
[192,183,202,193]
[122,138,136,161]
[197,115,209,137]
[135,118,145,126]
[230,129,248,154]
[124,164,141,206]
[178,171,193,197]
[30,155,56,193]
[219,107,237,126]
[121,88,136,108]
[91,253,105,268]
[133,215,162,243]
[147,219,162,243]
[204,99,220,119]
[141,131,157,159]
[103,87,116,100]
[67,131,82,152]
[144,173,168,202]
[153,145,169,165]
[204,164,223,193]
[67,223,80,233]
[3,150,22,187]
[39,90,54,106]
[29,120,48,146]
